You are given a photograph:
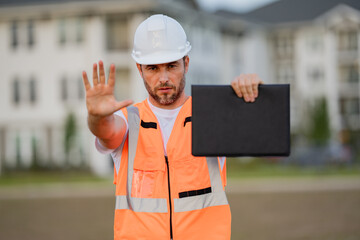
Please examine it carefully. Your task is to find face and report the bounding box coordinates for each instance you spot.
[137,56,189,107]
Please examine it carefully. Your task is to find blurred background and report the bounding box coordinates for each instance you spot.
[0,0,359,239]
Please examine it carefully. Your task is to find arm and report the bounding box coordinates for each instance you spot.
[231,74,264,102]
[82,60,133,149]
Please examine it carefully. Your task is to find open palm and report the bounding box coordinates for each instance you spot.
[82,61,133,117]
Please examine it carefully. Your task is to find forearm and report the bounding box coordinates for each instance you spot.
[88,114,126,149]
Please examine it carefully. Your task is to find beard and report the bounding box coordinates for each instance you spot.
[143,75,186,106]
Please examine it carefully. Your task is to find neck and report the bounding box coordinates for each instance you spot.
[148,93,189,110]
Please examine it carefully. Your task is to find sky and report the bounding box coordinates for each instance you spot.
[197,0,278,13]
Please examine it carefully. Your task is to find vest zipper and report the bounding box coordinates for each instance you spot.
[165,156,173,240]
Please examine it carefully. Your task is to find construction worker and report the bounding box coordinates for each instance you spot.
[82,14,263,240]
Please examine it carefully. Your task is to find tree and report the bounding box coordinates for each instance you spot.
[307,98,331,145]
[64,112,77,167]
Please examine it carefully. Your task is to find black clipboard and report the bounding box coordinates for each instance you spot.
[191,84,290,157]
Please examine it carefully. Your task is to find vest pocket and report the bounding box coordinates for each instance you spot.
[173,156,211,194]
[132,154,166,198]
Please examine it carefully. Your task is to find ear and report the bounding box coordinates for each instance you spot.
[136,63,143,77]
[184,56,189,74]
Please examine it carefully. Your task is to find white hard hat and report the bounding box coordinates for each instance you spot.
[132,14,191,65]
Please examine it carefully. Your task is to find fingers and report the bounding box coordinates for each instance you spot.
[89,61,115,87]
[239,77,249,100]
[108,64,116,88]
[252,75,259,98]
[253,75,264,98]
[82,71,91,91]
[99,60,106,84]
[92,63,98,86]
[231,74,263,102]
[244,76,254,101]
[231,78,242,98]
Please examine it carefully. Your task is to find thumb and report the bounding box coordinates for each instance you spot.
[114,99,134,111]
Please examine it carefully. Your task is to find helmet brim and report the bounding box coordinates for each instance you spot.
[132,46,191,65]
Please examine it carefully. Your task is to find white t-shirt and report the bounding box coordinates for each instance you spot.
[96,98,225,173]
[147,99,182,155]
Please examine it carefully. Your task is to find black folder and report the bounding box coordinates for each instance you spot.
[191,84,290,157]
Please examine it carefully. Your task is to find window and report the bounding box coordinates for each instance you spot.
[13,78,20,104]
[29,77,37,103]
[78,77,84,99]
[58,17,86,45]
[308,67,324,82]
[338,31,358,51]
[28,20,35,47]
[274,34,294,58]
[61,75,85,102]
[75,17,84,43]
[307,33,323,52]
[59,18,66,45]
[11,20,18,49]
[12,77,38,105]
[340,98,360,115]
[276,63,294,83]
[107,17,129,50]
[339,64,359,83]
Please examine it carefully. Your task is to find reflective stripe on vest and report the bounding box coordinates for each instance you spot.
[116,106,168,213]
[115,106,228,213]
[174,157,228,212]
[115,195,167,213]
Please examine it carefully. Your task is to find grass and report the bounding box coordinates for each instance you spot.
[0,169,110,186]
[226,157,360,179]
[1,158,359,187]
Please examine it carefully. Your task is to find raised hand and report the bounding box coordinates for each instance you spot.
[82,60,133,118]
[231,74,264,102]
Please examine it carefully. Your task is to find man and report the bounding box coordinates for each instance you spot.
[82,14,263,240]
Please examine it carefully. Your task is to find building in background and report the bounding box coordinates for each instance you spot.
[219,0,360,149]
[1,0,359,176]
[0,0,246,175]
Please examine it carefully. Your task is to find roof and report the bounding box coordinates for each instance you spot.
[0,0,89,6]
[235,0,360,24]
[0,0,199,9]
[0,0,202,21]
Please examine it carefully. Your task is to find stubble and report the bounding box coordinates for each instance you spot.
[143,75,186,106]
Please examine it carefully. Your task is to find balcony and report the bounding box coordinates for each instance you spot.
[337,50,358,64]
[341,114,360,130]
[339,82,360,97]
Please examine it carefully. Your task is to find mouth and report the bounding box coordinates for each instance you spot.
[157,87,173,93]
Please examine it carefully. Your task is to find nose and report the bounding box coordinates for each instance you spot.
[159,69,169,84]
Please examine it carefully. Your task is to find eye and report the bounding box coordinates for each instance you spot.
[146,66,157,71]
[168,64,177,69]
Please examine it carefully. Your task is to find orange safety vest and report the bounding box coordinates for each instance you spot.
[113,97,231,240]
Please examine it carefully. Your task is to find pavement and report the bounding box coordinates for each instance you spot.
[1,177,360,240]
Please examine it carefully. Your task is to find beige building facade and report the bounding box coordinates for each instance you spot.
[0,0,246,175]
